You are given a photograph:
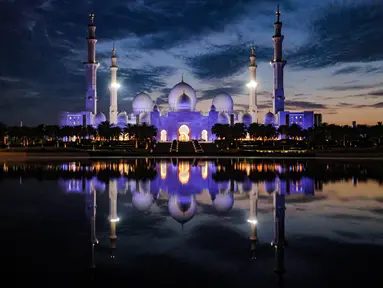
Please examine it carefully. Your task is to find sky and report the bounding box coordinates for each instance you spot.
[0,0,382,126]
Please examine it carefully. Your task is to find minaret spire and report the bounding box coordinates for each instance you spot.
[109,43,119,125]
[247,41,258,123]
[270,4,286,116]
[84,11,100,115]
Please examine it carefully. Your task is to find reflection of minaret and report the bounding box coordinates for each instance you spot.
[248,184,259,259]
[84,12,100,114]
[272,190,286,277]
[85,182,98,269]
[109,179,119,258]
[270,5,286,115]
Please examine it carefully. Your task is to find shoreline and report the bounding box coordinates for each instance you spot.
[0,150,383,160]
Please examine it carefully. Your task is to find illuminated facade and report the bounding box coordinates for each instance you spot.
[59,8,317,135]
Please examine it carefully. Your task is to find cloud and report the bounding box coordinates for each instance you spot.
[288,2,383,69]
[184,44,272,80]
[332,66,361,76]
[320,83,383,92]
[285,100,327,110]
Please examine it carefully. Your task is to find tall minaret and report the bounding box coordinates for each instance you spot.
[247,43,258,122]
[271,189,286,276]
[270,5,286,116]
[84,12,100,114]
[109,44,119,125]
[108,179,119,258]
[248,184,259,259]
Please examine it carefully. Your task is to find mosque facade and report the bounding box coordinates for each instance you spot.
[59,7,317,141]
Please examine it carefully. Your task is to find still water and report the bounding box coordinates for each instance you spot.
[0,158,382,286]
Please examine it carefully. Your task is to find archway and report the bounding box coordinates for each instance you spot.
[201,130,208,141]
[178,125,190,141]
[160,130,167,142]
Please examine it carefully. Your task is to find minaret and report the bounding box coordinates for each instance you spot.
[248,184,259,259]
[108,179,119,258]
[109,44,119,125]
[247,42,258,122]
[271,189,286,276]
[270,5,286,116]
[84,12,100,115]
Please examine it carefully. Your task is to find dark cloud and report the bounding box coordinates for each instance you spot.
[320,83,383,92]
[184,44,273,80]
[288,2,383,68]
[285,100,327,110]
[332,66,361,76]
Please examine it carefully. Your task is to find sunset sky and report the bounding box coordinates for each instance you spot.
[0,0,382,125]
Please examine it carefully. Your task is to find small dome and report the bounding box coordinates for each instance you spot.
[176,93,191,111]
[117,112,128,124]
[242,179,253,193]
[94,112,106,126]
[218,112,230,124]
[242,113,252,126]
[168,194,197,224]
[264,180,276,194]
[132,192,154,212]
[212,92,234,113]
[153,105,159,112]
[132,92,153,113]
[212,193,234,213]
[210,104,216,112]
[169,80,196,111]
[264,111,275,125]
[139,112,150,123]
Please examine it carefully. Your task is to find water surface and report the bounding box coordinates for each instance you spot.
[0,159,382,286]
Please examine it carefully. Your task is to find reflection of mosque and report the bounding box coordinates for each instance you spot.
[85,174,288,281]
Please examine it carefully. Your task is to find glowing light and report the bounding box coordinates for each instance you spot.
[246,81,258,88]
[110,217,120,222]
[247,218,258,225]
[110,83,121,89]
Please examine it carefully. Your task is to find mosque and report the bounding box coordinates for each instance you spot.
[59,6,317,141]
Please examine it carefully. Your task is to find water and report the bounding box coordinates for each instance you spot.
[0,158,382,286]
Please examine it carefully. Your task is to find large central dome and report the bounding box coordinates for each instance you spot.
[168,80,196,111]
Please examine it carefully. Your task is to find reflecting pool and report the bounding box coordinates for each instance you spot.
[0,158,382,286]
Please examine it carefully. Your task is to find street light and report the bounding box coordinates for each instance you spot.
[246,81,258,88]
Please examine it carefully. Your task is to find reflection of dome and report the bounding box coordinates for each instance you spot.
[94,112,106,126]
[117,112,128,125]
[264,180,276,194]
[212,92,234,113]
[242,113,252,126]
[132,92,153,113]
[132,192,154,212]
[218,112,230,124]
[213,193,234,213]
[176,93,192,111]
[168,194,197,224]
[242,179,253,192]
[168,81,196,111]
[264,111,275,125]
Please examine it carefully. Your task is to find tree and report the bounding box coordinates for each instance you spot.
[248,123,261,140]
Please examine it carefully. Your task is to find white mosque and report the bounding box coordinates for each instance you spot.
[59,6,316,141]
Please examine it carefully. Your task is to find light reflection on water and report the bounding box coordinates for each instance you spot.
[0,158,382,285]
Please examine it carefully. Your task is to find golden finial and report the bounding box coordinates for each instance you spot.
[89,11,95,24]
[276,4,281,22]
[251,41,255,55]
[181,73,184,82]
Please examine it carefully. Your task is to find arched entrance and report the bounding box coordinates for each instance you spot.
[201,130,208,141]
[178,125,190,141]
[160,130,167,142]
